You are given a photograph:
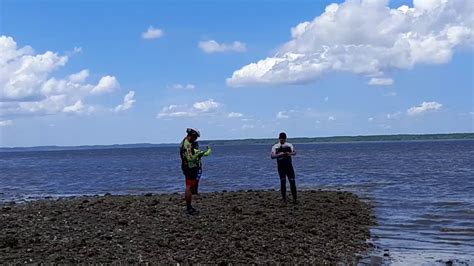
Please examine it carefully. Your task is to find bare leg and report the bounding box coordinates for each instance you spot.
[185,185,193,210]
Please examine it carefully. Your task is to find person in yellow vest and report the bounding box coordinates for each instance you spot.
[179,128,212,214]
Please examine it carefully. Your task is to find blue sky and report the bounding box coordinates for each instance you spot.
[0,0,473,146]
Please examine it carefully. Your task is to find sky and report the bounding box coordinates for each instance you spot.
[0,0,473,147]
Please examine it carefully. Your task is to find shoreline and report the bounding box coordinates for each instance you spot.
[0,190,375,264]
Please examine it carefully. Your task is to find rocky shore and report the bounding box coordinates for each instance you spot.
[0,190,375,264]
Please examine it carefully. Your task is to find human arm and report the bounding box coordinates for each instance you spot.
[285,144,296,156]
[194,145,212,157]
[271,145,285,159]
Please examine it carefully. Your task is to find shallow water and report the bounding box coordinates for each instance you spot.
[1,140,473,264]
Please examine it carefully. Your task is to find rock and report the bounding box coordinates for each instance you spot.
[232,206,243,213]
[144,193,153,197]
[117,219,128,226]
[0,236,19,248]
[0,190,374,264]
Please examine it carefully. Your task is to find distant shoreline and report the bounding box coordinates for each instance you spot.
[1,133,473,152]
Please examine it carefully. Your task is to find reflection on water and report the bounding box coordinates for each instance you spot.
[1,140,473,263]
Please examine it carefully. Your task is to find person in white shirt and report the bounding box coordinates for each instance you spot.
[271,132,297,203]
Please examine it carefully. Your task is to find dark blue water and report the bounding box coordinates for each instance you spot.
[1,140,473,264]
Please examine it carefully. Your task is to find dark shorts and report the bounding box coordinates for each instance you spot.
[278,164,295,181]
[182,166,199,180]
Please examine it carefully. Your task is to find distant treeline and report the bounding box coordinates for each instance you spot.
[1,133,473,152]
[200,133,474,146]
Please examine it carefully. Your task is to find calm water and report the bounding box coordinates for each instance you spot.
[1,140,473,264]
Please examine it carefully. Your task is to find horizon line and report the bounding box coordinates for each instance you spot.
[1,132,473,149]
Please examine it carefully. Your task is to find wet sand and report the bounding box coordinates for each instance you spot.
[0,190,375,264]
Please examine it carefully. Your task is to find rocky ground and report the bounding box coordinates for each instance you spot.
[0,190,375,264]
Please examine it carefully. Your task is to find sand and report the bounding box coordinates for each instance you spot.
[0,190,375,264]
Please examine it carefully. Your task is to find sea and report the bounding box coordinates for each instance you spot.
[1,140,473,265]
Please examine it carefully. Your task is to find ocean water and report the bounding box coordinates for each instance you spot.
[1,140,473,264]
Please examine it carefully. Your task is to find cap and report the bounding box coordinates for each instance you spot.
[186,128,201,137]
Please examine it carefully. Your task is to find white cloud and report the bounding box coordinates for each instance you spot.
[68,69,89,83]
[0,36,126,118]
[328,116,336,121]
[368,77,394,86]
[227,0,473,87]
[193,99,220,112]
[228,112,243,118]
[368,117,374,122]
[114,91,136,112]
[324,96,329,102]
[198,40,247,53]
[91,76,119,95]
[407,101,443,115]
[277,111,290,119]
[63,100,85,114]
[171,83,195,90]
[142,26,164,40]
[0,37,68,100]
[157,99,222,118]
[0,120,13,127]
[242,124,255,129]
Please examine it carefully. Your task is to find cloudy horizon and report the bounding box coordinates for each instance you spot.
[1,0,473,147]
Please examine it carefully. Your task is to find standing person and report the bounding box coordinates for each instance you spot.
[271,132,297,203]
[179,128,212,214]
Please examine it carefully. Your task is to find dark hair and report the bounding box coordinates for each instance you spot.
[279,132,287,139]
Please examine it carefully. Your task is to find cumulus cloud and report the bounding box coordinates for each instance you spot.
[0,35,126,119]
[142,26,164,40]
[68,69,89,83]
[193,99,220,112]
[90,76,119,95]
[62,100,85,114]
[407,101,443,115]
[198,40,247,53]
[114,91,136,112]
[328,116,336,121]
[157,99,222,118]
[227,0,473,87]
[368,77,394,86]
[0,120,13,127]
